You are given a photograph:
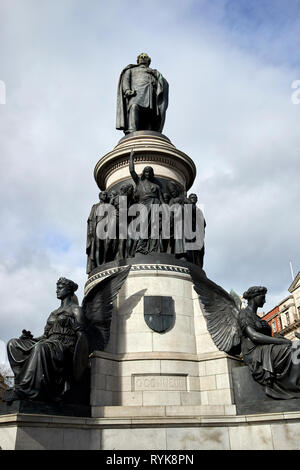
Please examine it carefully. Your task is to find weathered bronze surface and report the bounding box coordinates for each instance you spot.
[4,268,130,404]
[116,53,169,134]
[144,296,175,333]
[191,265,300,400]
[86,150,205,269]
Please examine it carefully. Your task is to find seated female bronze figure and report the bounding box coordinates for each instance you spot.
[7,278,85,402]
[239,286,300,399]
[191,268,300,400]
[5,267,130,403]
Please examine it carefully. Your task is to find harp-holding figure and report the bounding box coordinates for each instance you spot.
[5,267,130,403]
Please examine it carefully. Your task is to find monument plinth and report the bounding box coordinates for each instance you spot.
[86,119,239,413]
[89,261,241,411]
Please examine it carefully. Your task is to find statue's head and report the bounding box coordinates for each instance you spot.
[137,53,151,67]
[120,183,134,196]
[109,190,118,198]
[163,192,171,204]
[141,166,154,181]
[189,193,198,204]
[56,277,78,300]
[167,181,180,198]
[243,286,267,307]
[99,191,109,202]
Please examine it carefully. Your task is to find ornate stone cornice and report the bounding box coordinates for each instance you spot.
[84,263,191,295]
[94,132,196,191]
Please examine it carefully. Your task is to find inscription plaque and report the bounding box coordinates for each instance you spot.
[133,374,187,391]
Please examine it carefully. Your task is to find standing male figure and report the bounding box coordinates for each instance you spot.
[186,193,206,268]
[116,53,169,134]
[86,191,109,273]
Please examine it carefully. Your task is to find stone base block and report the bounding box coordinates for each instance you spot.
[232,365,300,415]
[2,407,300,450]
[0,399,90,418]
[90,352,241,410]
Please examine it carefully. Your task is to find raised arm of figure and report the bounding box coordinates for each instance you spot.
[129,149,139,185]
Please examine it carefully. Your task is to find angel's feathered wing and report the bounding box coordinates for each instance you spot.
[82,266,131,353]
[190,266,241,355]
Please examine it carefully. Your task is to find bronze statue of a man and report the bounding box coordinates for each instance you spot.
[116,53,169,134]
[86,191,109,273]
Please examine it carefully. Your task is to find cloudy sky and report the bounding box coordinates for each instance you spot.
[0,0,300,354]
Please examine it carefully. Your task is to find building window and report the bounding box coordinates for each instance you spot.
[272,321,276,333]
[286,312,290,326]
[297,306,300,319]
[278,317,282,330]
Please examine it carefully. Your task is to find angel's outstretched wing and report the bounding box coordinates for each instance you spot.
[82,266,131,353]
[189,266,241,355]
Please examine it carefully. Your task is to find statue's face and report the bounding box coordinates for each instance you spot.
[255,293,266,308]
[171,188,179,198]
[189,194,198,204]
[143,167,153,180]
[56,282,71,300]
[109,191,117,200]
[137,53,150,66]
[99,191,108,202]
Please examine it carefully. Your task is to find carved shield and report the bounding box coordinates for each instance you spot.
[144,296,175,333]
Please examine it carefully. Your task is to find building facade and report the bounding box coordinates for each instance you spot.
[261,271,300,340]
[261,305,282,335]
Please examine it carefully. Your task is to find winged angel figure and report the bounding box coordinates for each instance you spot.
[4,266,130,403]
[190,266,300,400]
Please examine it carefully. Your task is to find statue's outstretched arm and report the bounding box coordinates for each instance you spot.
[129,149,139,185]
